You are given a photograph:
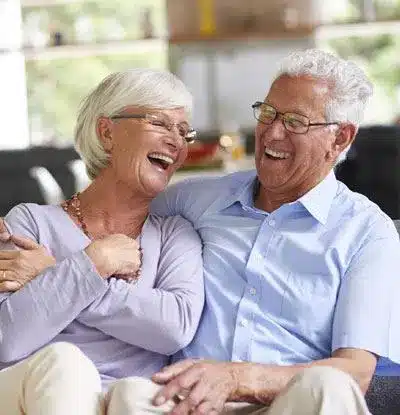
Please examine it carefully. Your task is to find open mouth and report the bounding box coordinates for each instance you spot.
[147,152,174,171]
[264,148,290,160]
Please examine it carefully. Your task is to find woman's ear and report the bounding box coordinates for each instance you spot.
[97,117,114,153]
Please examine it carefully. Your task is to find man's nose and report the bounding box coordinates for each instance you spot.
[264,116,287,140]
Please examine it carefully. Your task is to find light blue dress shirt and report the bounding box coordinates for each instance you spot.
[151,170,400,375]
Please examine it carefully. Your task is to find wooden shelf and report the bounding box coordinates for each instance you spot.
[167,20,400,44]
[23,38,167,61]
[21,0,92,7]
[168,26,315,44]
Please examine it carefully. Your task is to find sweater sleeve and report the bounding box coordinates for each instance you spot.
[0,205,108,362]
[77,216,204,355]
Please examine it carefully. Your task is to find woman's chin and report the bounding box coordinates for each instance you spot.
[143,176,170,198]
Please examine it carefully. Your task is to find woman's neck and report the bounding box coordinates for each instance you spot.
[74,173,151,240]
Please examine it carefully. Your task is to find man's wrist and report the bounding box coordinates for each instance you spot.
[229,363,265,404]
[230,363,293,405]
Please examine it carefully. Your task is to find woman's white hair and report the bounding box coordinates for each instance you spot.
[74,68,193,179]
[274,48,373,126]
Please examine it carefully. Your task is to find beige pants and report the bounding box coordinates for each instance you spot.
[0,342,371,415]
[0,342,103,415]
[106,367,371,415]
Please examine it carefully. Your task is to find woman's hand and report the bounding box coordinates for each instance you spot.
[85,234,141,281]
[0,217,10,242]
[0,235,56,292]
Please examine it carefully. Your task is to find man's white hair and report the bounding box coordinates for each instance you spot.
[74,68,193,179]
[274,48,373,126]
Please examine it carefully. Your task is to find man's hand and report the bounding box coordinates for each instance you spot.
[0,235,56,292]
[152,359,240,415]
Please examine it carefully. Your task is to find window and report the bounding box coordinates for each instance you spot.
[21,0,167,145]
[318,0,400,124]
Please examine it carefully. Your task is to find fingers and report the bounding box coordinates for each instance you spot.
[170,382,208,415]
[0,259,15,270]
[0,232,10,243]
[10,235,40,250]
[192,401,217,415]
[153,365,204,406]
[0,280,21,292]
[0,251,17,260]
[0,218,10,242]
[152,359,197,384]
[0,268,10,280]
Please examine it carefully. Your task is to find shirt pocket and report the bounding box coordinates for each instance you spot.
[280,272,335,333]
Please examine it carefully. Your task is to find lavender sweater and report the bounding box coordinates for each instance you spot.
[0,203,204,386]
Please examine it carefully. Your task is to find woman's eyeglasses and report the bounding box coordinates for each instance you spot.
[110,113,197,143]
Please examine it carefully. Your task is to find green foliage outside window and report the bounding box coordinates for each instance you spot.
[23,0,166,144]
[319,0,400,124]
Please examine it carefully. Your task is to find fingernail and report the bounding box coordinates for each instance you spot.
[154,396,166,406]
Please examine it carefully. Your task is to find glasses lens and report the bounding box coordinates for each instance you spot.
[146,114,168,129]
[255,104,276,124]
[283,114,309,133]
[185,129,197,143]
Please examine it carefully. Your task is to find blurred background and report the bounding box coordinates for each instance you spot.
[1,0,400,217]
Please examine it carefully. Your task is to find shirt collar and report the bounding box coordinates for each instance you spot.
[215,171,258,212]
[214,170,338,225]
[298,171,338,225]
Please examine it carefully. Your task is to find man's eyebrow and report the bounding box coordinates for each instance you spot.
[264,102,310,118]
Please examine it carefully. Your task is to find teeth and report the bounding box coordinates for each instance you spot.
[264,148,290,159]
[148,152,174,165]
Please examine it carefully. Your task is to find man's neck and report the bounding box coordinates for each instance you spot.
[254,172,329,213]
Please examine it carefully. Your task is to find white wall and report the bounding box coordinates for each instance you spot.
[0,0,29,149]
[171,37,315,132]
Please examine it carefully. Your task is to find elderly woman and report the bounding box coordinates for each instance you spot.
[0,69,204,414]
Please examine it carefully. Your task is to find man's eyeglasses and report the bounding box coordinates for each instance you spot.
[252,101,339,134]
[110,113,197,143]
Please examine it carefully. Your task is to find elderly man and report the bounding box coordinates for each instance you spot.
[1,49,400,414]
[146,48,400,414]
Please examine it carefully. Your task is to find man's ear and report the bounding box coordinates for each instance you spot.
[334,123,357,153]
[97,117,114,152]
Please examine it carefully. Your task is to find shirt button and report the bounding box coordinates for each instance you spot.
[256,253,263,261]
[268,219,276,227]
[240,319,248,327]
[249,287,257,295]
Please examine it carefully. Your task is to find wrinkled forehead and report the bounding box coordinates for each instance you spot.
[118,106,189,123]
[266,75,332,118]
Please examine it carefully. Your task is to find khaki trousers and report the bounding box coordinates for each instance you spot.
[0,342,104,415]
[105,366,371,415]
[0,342,371,415]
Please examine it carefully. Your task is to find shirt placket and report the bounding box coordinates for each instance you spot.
[231,215,277,362]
